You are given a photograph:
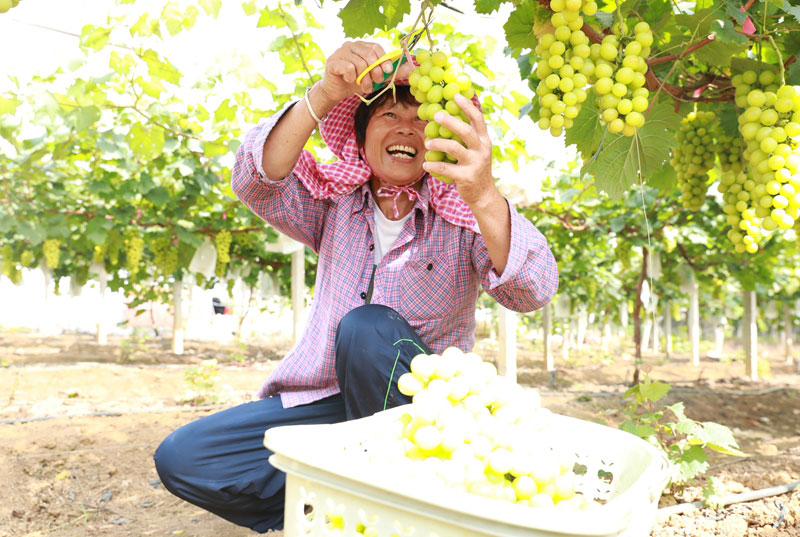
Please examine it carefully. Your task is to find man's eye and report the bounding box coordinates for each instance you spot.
[384,112,396,118]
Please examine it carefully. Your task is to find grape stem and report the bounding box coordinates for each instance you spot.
[646,35,715,67]
[765,35,786,86]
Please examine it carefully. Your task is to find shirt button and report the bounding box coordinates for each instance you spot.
[369,244,374,251]
[360,292,367,300]
[427,263,433,271]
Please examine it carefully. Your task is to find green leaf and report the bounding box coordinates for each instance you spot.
[127,123,165,162]
[582,103,679,200]
[338,0,387,37]
[647,165,677,191]
[503,2,535,51]
[242,0,258,16]
[146,186,170,205]
[711,19,747,46]
[788,6,800,24]
[199,0,222,18]
[109,51,136,75]
[80,25,112,52]
[693,40,747,69]
[130,13,153,37]
[475,0,503,14]
[135,76,165,99]
[639,379,671,402]
[677,445,709,481]
[723,0,747,24]
[564,91,603,157]
[141,49,182,86]
[203,140,228,158]
[72,105,101,131]
[787,61,800,85]
[163,2,184,36]
[0,96,21,115]
[214,99,237,122]
[86,217,112,244]
[183,6,199,31]
[382,0,410,28]
[258,8,294,29]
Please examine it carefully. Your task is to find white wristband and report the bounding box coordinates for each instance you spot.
[304,86,327,125]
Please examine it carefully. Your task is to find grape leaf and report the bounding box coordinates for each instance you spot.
[503,2,535,52]
[199,0,221,18]
[80,25,112,52]
[72,105,101,132]
[647,165,676,191]
[475,0,503,14]
[338,0,408,37]
[787,61,800,85]
[162,2,183,36]
[694,40,746,68]
[564,91,603,158]
[0,97,21,115]
[141,50,182,85]
[581,103,679,201]
[127,124,165,162]
[722,0,747,24]
[788,6,800,23]
[214,99,237,123]
[711,19,747,46]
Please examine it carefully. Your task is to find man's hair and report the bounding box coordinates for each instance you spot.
[354,85,418,149]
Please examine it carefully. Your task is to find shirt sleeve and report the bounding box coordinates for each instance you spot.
[230,102,330,253]
[470,200,558,312]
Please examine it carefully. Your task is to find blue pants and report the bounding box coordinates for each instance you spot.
[153,305,430,533]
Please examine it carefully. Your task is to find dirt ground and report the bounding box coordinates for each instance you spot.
[1,329,799,537]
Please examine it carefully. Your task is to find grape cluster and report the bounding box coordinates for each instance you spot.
[714,134,745,173]
[731,70,800,253]
[533,0,597,137]
[409,49,475,183]
[152,236,178,276]
[1,244,15,279]
[593,21,652,137]
[670,111,716,211]
[20,250,35,268]
[42,239,61,270]
[92,244,106,264]
[106,229,122,266]
[0,0,23,14]
[387,347,595,509]
[123,230,143,276]
[214,230,232,278]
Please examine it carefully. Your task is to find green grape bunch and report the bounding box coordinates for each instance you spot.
[671,111,717,211]
[105,228,123,266]
[124,229,144,276]
[152,235,179,276]
[592,21,653,137]
[718,170,763,254]
[734,70,800,253]
[408,49,475,183]
[1,244,15,278]
[533,0,598,137]
[215,229,232,264]
[0,0,23,14]
[714,134,745,173]
[42,239,61,270]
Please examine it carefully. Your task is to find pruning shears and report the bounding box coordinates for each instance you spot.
[355,26,427,90]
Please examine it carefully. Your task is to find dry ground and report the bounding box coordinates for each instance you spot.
[1,330,798,537]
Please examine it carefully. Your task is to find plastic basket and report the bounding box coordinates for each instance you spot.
[264,406,669,537]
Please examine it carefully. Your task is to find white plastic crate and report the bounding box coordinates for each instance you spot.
[264,406,670,537]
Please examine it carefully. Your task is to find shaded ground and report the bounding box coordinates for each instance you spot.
[1,329,798,537]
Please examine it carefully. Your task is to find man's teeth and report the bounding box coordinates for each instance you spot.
[386,145,417,159]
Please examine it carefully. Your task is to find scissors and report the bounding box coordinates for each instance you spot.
[355,27,427,89]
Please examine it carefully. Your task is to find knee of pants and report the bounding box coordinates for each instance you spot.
[335,304,398,372]
[153,425,195,493]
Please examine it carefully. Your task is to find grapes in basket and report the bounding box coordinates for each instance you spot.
[367,347,600,511]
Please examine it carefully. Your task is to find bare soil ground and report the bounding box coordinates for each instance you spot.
[1,329,798,537]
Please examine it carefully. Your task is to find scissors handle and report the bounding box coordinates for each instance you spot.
[355,50,405,86]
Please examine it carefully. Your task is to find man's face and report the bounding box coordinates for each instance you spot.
[363,98,427,186]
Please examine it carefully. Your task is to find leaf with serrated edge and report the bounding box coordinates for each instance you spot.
[582,103,678,201]
[339,0,386,37]
[565,91,603,157]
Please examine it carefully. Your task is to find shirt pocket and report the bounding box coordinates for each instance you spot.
[398,256,458,320]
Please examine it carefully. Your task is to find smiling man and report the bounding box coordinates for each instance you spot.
[153,40,558,534]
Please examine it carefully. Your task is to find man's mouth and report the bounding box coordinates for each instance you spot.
[386,145,417,160]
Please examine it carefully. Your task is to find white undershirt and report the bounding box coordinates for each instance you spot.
[373,207,412,264]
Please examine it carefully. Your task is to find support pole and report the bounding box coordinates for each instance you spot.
[543,302,554,371]
[664,302,672,358]
[743,290,758,380]
[688,275,700,366]
[783,303,793,365]
[497,306,517,382]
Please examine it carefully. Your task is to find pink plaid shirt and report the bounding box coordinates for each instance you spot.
[231,102,558,408]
